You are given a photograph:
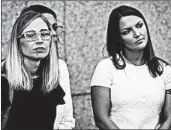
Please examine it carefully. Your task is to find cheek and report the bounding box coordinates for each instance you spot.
[45,41,51,53]
[141,26,148,36]
[141,28,148,43]
[20,40,33,53]
[121,35,134,46]
[46,40,51,49]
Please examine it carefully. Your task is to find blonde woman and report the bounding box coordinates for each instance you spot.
[19,4,75,129]
[1,7,73,130]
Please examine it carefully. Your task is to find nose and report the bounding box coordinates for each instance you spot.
[36,34,43,43]
[133,28,140,38]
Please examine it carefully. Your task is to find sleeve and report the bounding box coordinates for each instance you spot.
[53,59,75,129]
[1,76,11,112]
[162,64,171,90]
[90,59,114,88]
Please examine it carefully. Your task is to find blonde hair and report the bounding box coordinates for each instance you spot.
[5,10,59,93]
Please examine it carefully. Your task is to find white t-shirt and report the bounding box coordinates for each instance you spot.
[91,57,171,129]
[54,59,75,129]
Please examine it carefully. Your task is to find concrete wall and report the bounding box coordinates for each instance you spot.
[2,1,171,129]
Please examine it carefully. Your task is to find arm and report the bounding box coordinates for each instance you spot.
[158,89,171,129]
[53,60,75,129]
[91,86,119,129]
[57,86,75,129]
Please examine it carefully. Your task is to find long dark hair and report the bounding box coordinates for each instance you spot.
[106,5,168,77]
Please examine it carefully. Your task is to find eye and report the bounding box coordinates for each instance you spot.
[121,29,130,35]
[136,22,143,28]
[40,30,51,37]
[25,31,36,38]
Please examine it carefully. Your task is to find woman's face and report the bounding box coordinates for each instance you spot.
[119,15,148,52]
[19,17,51,60]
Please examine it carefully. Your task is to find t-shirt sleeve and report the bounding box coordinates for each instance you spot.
[162,64,171,90]
[90,59,113,88]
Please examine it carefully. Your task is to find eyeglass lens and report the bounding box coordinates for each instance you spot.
[24,30,51,41]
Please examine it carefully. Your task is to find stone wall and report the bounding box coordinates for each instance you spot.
[2,1,171,129]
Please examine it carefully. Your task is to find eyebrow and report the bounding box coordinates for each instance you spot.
[24,30,36,33]
[40,29,49,31]
[120,21,142,32]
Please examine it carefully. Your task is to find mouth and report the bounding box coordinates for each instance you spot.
[34,47,46,52]
[134,38,145,45]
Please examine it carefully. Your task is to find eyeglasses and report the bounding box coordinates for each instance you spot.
[18,30,51,41]
[52,24,64,36]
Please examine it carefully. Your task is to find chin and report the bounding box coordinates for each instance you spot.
[136,41,147,50]
[36,55,49,59]
[31,53,49,60]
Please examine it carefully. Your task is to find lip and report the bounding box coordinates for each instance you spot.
[34,47,46,52]
[134,38,145,45]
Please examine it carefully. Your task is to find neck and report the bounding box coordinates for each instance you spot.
[122,49,145,66]
[24,58,41,78]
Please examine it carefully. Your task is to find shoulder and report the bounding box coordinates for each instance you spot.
[58,59,71,93]
[94,57,116,72]
[158,58,171,82]
[58,59,67,66]
[92,57,115,79]
[58,59,69,80]
[58,59,68,71]
[157,58,171,73]
[162,63,171,75]
[91,57,115,88]
[159,61,171,90]
[96,57,114,68]
[1,59,6,74]
[1,74,8,84]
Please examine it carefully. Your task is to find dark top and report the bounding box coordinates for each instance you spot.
[1,76,65,130]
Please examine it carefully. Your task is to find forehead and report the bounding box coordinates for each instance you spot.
[23,17,48,33]
[119,15,144,28]
[43,13,56,25]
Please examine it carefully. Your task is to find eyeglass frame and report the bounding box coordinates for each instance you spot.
[18,30,52,41]
[52,24,64,36]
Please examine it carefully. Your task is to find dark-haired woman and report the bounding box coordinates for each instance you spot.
[91,5,171,129]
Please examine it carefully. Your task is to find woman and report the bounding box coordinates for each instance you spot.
[91,5,171,129]
[19,4,75,129]
[1,8,70,130]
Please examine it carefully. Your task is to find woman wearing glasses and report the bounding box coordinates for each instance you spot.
[1,8,69,130]
[18,5,75,129]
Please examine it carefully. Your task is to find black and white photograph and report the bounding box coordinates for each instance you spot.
[1,1,171,129]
